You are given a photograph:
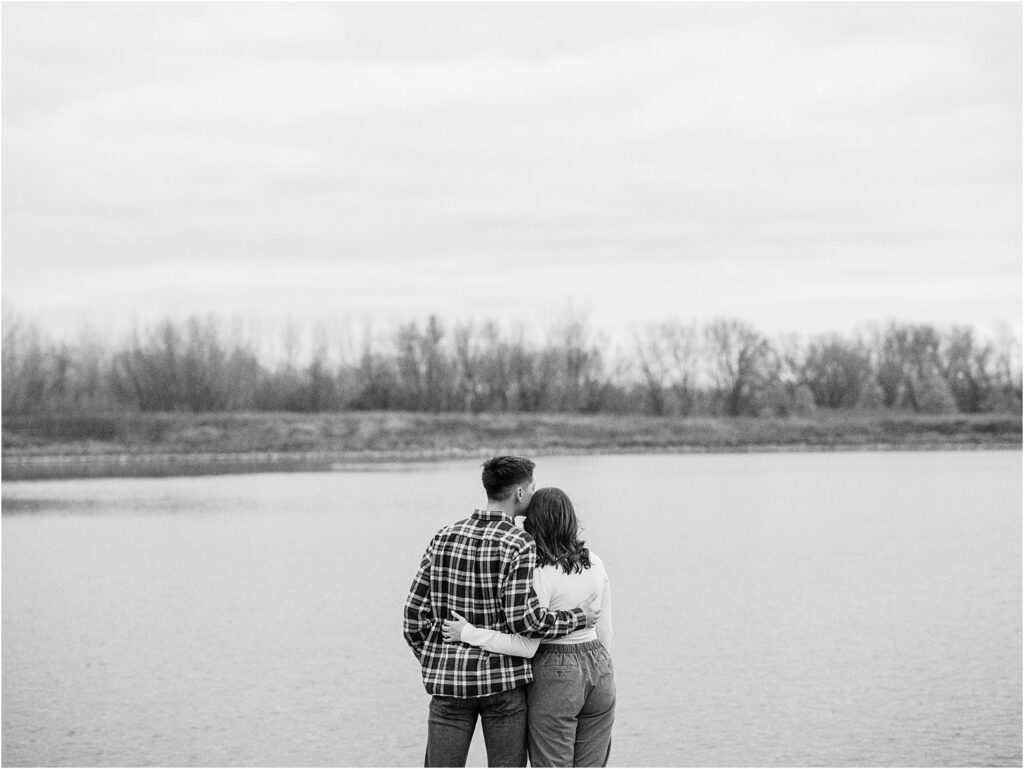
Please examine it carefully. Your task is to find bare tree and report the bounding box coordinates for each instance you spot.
[548,316,608,413]
[874,323,945,411]
[393,315,451,411]
[987,322,1023,413]
[802,334,873,409]
[633,321,701,415]
[4,309,1018,418]
[2,311,49,415]
[453,321,488,412]
[704,318,774,416]
[939,326,993,413]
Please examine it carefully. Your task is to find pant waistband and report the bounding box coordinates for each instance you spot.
[535,639,605,655]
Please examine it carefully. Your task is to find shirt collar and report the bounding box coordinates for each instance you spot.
[472,508,514,523]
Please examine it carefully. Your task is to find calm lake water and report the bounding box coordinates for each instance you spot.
[2,451,1021,767]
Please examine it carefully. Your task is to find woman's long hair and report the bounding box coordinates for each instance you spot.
[524,487,591,574]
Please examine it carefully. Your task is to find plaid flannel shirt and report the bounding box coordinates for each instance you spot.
[403,509,586,698]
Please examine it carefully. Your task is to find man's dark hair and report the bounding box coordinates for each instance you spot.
[481,456,535,501]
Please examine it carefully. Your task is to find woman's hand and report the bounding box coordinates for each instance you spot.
[442,611,469,643]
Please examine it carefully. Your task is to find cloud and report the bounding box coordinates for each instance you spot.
[2,2,1020,339]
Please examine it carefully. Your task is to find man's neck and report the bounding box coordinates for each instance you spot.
[482,500,516,519]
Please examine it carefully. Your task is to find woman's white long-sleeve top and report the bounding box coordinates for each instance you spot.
[460,552,613,658]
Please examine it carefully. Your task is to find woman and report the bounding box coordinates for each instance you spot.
[442,487,615,767]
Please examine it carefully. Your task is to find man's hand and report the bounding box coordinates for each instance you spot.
[442,611,469,643]
[577,591,601,629]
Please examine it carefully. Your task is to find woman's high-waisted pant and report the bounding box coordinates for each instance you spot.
[527,640,616,767]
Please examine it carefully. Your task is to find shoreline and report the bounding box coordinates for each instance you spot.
[3,410,1020,481]
[3,441,1020,482]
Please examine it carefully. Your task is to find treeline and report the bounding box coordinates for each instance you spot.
[2,312,1021,418]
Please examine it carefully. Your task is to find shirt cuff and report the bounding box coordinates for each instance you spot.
[460,623,478,643]
[572,607,586,629]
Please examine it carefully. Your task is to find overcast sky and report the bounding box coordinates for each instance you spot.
[2,2,1021,345]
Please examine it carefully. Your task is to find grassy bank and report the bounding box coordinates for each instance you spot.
[2,410,1020,481]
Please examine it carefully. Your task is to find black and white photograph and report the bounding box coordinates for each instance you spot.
[2,2,1021,767]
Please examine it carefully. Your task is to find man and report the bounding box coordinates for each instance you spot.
[403,456,599,767]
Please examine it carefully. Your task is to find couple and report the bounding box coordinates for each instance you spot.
[403,456,615,768]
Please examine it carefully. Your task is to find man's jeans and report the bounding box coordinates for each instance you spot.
[425,685,528,767]
[526,640,616,767]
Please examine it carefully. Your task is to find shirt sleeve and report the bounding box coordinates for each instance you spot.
[533,565,551,607]
[402,539,434,660]
[596,570,613,654]
[460,623,542,658]
[502,542,585,639]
